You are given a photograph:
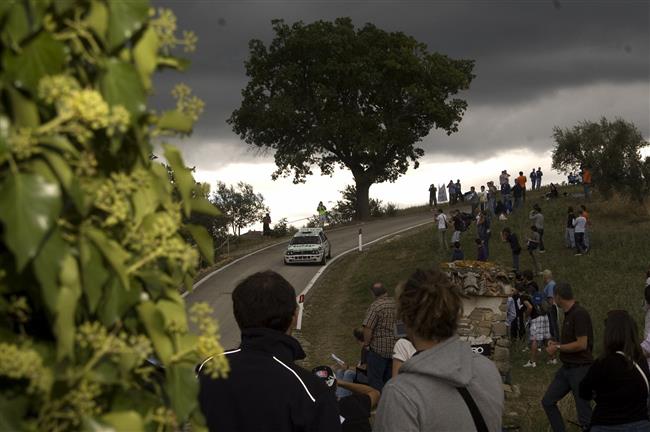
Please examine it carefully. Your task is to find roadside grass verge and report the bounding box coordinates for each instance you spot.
[298,185,650,431]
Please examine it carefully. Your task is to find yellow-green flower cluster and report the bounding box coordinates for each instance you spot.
[8,295,31,324]
[38,74,80,105]
[151,406,178,430]
[39,379,103,431]
[151,8,197,53]
[75,150,98,177]
[93,171,146,226]
[0,343,53,394]
[76,321,153,364]
[7,128,38,160]
[190,303,229,379]
[172,83,205,121]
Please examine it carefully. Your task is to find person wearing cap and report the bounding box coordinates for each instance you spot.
[312,365,379,432]
[198,271,341,432]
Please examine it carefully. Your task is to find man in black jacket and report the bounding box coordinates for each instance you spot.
[198,271,341,432]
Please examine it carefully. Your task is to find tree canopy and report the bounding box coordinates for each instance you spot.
[552,117,649,202]
[229,17,475,219]
[212,181,267,236]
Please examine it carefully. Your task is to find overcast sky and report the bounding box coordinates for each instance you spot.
[154,0,649,225]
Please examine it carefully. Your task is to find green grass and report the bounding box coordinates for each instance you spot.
[297,186,650,432]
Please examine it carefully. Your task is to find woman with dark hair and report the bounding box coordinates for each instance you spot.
[579,310,650,431]
[374,269,503,431]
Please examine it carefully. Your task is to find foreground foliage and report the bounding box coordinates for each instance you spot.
[0,1,227,430]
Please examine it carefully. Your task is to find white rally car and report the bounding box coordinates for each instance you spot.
[284,228,332,265]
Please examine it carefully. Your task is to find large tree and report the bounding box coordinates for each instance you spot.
[212,181,267,235]
[552,117,649,202]
[229,18,474,219]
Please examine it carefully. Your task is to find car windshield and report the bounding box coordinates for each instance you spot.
[290,236,321,245]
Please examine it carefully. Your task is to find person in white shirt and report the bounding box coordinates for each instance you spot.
[435,208,449,249]
[573,211,588,256]
[478,185,488,211]
[391,338,416,377]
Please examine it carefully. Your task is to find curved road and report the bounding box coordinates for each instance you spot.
[185,210,436,348]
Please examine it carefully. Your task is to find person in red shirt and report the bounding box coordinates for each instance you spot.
[581,166,592,200]
[516,171,527,202]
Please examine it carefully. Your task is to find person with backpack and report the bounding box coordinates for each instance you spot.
[502,227,522,272]
[374,269,503,431]
[522,283,553,368]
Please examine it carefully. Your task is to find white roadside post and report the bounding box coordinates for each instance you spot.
[358,228,363,252]
[296,294,305,330]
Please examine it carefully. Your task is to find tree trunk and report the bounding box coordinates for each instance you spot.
[354,178,371,220]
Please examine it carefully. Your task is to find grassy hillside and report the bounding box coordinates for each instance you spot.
[297,185,650,431]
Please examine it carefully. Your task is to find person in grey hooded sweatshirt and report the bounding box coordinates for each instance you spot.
[374,269,503,432]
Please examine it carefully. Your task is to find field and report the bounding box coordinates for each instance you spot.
[297,185,650,431]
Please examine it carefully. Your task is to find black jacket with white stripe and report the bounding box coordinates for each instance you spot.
[198,327,342,432]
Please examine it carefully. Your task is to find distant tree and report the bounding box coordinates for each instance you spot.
[552,117,649,201]
[212,182,267,235]
[271,217,298,237]
[229,18,475,220]
[333,185,385,222]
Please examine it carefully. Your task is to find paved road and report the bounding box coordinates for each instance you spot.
[185,210,437,348]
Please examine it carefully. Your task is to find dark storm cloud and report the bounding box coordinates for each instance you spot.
[153,0,650,169]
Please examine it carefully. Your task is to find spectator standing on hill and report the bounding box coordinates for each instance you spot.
[641,282,650,369]
[516,171,527,202]
[507,284,526,341]
[530,169,537,191]
[580,205,591,250]
[500,170,510,186]
[521,287,553,368]
[262,212,272,236]
[467,186,479,214]
[501,181,513,214]
[451,210,464,244]
[581,166,592,200]
[198,271,341,432]
[530,204,546,252]
[542,270,560,343]
[513,181,523,210]
[527,226,542,274]
[579,310,650,431]
[447,180,456,205]
[392,338,416,377]
[536,167,543,189]
[573,211,588,256]
[477,210,491,258]
[502,227,522,272]
[487,181,498,214]
[317,201,327,227]
[565,207,576,248]
[543,282,594,431]
[455,179,463,202]
[451,241,464,261]
[362,283,398,391]
[375,269,504,432]
[522,269,540,296]
[479,185,488,212]
[312,365,379,432]
[435,208,449,249]
[428,184,437,207]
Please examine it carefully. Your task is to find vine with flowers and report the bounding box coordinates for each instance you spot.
[0,1,227,431]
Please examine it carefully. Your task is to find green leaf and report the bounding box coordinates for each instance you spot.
[186,224,214,264]
[40,135,79,157]
[2,2,29,46]
[166,364,198,422]
[0,128,9,166]
[98,277,139,327]
[79,237,109,313]
[191,196,220,216]
[163,144,194,217]
[55,254,81,360]
[131,183,159,226]
[157,110,195,134]
[156,299,187,332]
[0,393,28,432]
[107,0,148,51]
[53,0,75,14]
[0,173,61,270]
[133,27,159,91]
[84,226,130,291]
[101,411,144,432]
[99,60,146,118]
[3,32,66,93]
[7,86,39,127]
[83,0,108,41]
[42,150,73,194]
[137,301,173,364]
[33,227,68,313]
